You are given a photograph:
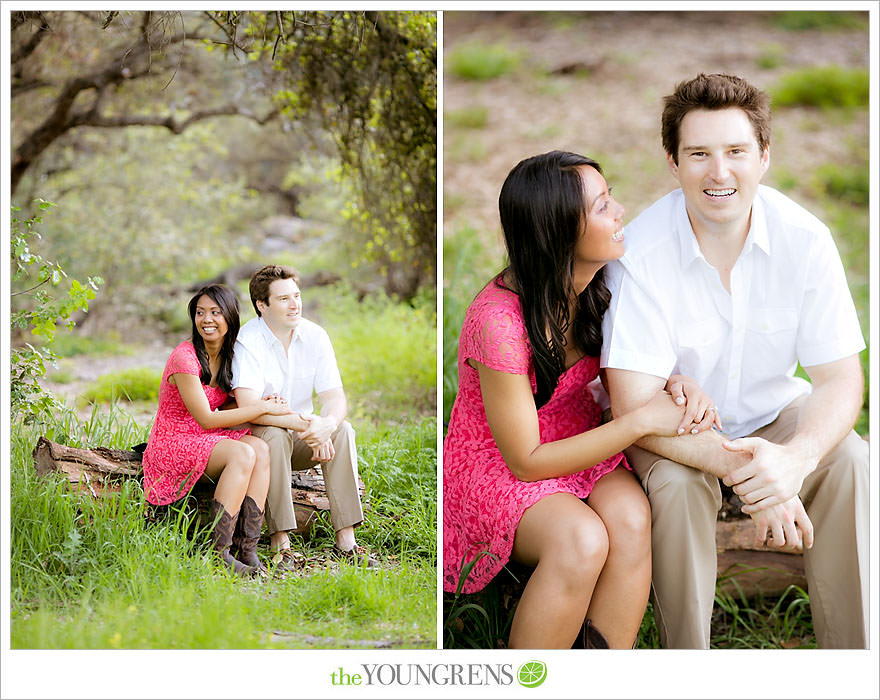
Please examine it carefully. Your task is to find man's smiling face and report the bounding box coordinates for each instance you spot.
[668,107,770,237]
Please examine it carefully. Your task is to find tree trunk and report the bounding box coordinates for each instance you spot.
[31,436,363,538]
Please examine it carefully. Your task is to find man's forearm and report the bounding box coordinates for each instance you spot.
[784,368,862,470]
[319,395,347,428]
[634,429,746,479]
[606,367,746,479]
[247,412,305,431]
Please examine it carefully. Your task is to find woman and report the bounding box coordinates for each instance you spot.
[442,152,718,648]
[143,284,292,577]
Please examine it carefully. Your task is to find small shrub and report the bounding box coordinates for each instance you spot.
[756,43,785,69]
[771,66,868,109]
[78,367,161,406]
[445,105,489,129]
[447,42,519,81]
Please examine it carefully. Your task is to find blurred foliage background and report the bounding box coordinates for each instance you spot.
[442,10,870,435]
[11,10,437,346]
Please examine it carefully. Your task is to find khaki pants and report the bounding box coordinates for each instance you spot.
[250,421,364,535]
[626,396,868,649]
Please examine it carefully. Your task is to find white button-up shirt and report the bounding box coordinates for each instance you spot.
[600,185,865,438]
[232,316,343,416]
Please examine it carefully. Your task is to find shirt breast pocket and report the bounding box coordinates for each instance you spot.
[747,308,799,359]
[290,368,315,400]
[676,317,726,377]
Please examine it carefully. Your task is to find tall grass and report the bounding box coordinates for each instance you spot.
[322,285,436,422]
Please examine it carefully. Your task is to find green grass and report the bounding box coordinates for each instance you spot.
[78,367,162,406]
[446,41,520,81]
[10,410,436,649]
[51,330,128,358]
[769,11,868,32]
[11,288,437,649]
[813,162,868,207]
[755,42,786,69]
[771,66,868,109]
[321,285,436,422]
[445,105,489,129]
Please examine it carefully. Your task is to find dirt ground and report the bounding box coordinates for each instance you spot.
[442,10,869,263]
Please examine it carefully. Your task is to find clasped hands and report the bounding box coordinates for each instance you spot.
[665,376,814,552]
[721,438,815,552]
[263,394,335,463]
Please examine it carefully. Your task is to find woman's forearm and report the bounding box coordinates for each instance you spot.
[507,411,647,482]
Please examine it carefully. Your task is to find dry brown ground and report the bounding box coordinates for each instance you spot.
[442,10,869,269]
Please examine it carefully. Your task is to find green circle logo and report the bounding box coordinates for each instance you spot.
[517,660,547,688]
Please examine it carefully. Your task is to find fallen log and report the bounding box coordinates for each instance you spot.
[715,519,806,597]
[31,436,365,538]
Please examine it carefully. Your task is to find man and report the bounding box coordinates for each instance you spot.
[600,73,867,648]
[232,264,375,570]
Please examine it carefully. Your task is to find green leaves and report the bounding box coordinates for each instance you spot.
[10,201,103,422]
[220,10,437,298]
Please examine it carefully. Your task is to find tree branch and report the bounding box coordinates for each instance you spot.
[11,11,52,64]
[69,105,279,133]
[11,19,221,196]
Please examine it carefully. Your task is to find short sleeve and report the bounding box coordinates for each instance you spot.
[314,330,343,393]
[459,291,530,375]
[231,341,266,394]
[166,343,201,377]
[600,260,677,379]
[796,229,866,366]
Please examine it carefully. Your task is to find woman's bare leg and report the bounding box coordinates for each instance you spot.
[508,492,609,649]
[238,435,270,507]
[585,468,652,648]
[203,439,256,513]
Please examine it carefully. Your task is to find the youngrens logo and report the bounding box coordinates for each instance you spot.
[330,661,547,688]
[517,660,547,688]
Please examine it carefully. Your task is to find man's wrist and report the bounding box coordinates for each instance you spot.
[783,438,821,478]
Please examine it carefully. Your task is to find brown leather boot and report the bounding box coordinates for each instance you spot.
[232,495,267,575]
[210,499,255,577]
[571,618,610,649]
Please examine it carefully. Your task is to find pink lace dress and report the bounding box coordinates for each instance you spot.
[142,341,250,505]
[443,279,628,593]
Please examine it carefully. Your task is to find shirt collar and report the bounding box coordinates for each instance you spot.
[674,196,706,269]
[743,193,771,257]
[256,316,303,347]
[674,189,771,267]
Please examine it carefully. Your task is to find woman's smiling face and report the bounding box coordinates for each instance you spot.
[194,294,228,343]
[572,165,626,274]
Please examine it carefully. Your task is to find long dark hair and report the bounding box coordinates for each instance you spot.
[187,284,240,393]
[498,150,612,409]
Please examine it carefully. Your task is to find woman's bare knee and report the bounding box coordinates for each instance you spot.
[244,437,270,470]
[228,440,256,473]
[605,494,651,550]
[546,513,609,588]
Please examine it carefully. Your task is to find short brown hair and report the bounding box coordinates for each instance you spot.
[661,73,771,164]
[249,264,300,316]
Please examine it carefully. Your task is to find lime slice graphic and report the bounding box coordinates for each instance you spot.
[517,660,547,688]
